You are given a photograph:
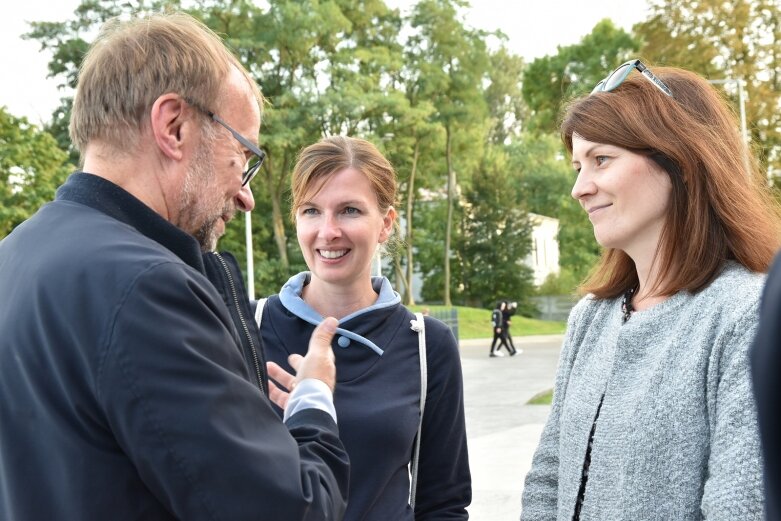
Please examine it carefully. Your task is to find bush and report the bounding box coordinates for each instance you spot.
[537,268,580,296]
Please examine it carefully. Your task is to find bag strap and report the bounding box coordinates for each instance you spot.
[409,312,427,510]
[254,298,267,328]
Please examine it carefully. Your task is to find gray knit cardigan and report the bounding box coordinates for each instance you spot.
[520,262,765,520]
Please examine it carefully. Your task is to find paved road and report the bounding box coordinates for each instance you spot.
[459,335,563,520]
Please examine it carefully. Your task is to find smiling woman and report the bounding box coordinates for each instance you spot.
[520,62,781,521]
[256,135,471,521]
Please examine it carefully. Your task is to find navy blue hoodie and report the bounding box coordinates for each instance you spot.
[259,273,471,520]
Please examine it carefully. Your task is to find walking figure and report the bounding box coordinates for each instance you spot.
[490,301,516,357]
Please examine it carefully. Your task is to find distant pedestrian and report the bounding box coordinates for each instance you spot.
[490,301,516,357]
[521,61,780,520]
[502,301,521,355]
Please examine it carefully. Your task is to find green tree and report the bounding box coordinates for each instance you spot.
[415,197,464,303]
[517,20,637,281]
[374,99,442,305]
[521,19,639,134]
[0,107,72,238]
[459,145,536,311]
[408,0,489,305]
[484,46,526,145]
[635,0,781,177]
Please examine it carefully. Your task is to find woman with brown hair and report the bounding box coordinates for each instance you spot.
[520,60,781,520]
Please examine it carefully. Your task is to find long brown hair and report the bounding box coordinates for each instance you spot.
[561,65,781,298]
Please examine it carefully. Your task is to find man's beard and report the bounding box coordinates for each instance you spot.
[178,145,235,252]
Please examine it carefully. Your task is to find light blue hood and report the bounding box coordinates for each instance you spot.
[278,272,401,356]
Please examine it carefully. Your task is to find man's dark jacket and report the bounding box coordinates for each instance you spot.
[752,252,781,521]
[0,173,349,520]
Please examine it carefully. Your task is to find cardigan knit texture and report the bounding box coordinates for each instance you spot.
[521,262,765,520]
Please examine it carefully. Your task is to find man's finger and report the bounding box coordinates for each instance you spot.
[267,361,295,392]
[267,380,290,410]
[308,317,338,355]
[290,317,338,372]
[288,353,304,373]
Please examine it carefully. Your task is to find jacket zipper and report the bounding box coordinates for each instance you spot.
[213,252,266,395]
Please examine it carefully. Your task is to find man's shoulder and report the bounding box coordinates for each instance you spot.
[7,199,191,293]
[54,200,182,264]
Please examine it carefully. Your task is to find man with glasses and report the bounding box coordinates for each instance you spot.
[0,13,348,521]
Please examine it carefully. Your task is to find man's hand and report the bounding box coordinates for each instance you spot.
[267,317,338,410]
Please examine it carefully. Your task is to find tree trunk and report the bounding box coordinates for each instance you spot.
[263,158,289,269]
[444,124,454,306]
[405,140,420,306]
[393,255,410,300]
[271,195,289,269]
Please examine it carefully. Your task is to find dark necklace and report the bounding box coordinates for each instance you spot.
[621,287,636,324]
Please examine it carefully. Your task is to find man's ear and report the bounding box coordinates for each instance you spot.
[149,94,195,161]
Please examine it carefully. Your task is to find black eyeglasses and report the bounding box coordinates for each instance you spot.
[185,98,265,186]
[592,59,673,98]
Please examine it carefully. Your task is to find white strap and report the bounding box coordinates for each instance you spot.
[254,298,267,328]
[409,313,427,510]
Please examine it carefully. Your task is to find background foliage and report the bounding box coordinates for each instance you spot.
[4,0,780,315]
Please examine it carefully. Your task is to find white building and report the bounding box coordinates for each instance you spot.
[525,213,560,286]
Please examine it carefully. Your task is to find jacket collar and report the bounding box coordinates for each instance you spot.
[56,172,205,272]
[278,272,401,356]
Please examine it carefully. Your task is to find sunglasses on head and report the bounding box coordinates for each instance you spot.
[592,59,673,97]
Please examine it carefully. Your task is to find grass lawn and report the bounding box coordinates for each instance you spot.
[527,389,554,405]
[409,305,566,339]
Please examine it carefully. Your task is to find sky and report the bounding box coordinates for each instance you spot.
[0,0,651,126]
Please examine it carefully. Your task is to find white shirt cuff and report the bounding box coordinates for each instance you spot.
[283,378,337,424]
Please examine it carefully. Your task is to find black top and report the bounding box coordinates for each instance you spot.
[751,252,781,520]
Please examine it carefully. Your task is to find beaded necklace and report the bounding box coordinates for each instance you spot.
[621,287,636,323]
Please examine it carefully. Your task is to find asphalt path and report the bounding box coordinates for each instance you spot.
[459,334,564,520]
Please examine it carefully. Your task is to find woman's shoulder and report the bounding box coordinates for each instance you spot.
[567,293,614,326]
[398,307,459,351]
[695,262,765,311]
[708,262,765,292]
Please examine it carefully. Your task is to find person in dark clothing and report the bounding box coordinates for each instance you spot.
[0,13,348,521]
[259,136,471,520]
[502,301,521,355]
[490,301,510,357]
[751,252,781,521]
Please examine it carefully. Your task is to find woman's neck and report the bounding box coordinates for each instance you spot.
[631,250,669,312]
[302,277,379,320]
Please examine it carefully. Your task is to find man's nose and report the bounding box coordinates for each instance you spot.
[235,183,255,212]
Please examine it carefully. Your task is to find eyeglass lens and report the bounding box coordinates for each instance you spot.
[242,158,262,186]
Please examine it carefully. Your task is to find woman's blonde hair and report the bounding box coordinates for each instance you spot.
[290,136,397,219]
